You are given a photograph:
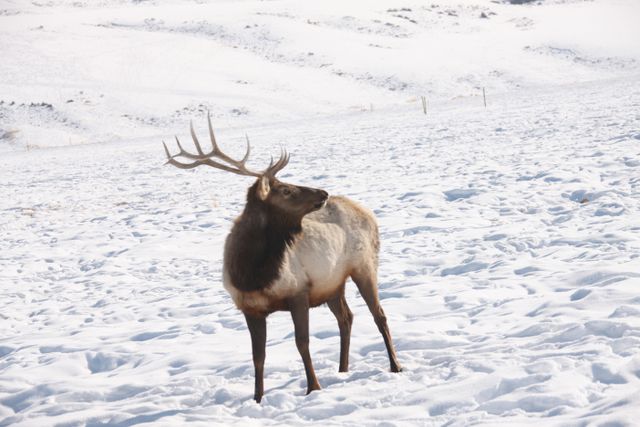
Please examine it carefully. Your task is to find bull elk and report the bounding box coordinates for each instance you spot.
[163,116,402,402]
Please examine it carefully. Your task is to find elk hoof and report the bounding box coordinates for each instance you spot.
[306,384,322,395]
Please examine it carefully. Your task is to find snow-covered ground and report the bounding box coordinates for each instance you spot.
[2,0,640,426]
[2,0,639,150]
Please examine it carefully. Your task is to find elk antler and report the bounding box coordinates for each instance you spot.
[163,113,289,177]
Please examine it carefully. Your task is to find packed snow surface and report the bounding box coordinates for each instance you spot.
[1,0,640,426]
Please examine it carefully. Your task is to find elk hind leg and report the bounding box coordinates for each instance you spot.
[351,269,402,373]
[327,285,353,372]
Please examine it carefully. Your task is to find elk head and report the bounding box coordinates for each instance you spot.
[163,114,328,225]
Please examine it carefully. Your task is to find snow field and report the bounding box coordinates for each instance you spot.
[2,76,640,425]
[2,0,640,425]
[1,0,639,150]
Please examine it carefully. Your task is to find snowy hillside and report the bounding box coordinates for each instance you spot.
[2,0,640,426]
[1,0,639,150]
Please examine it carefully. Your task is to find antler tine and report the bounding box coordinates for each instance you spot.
[207,112,221,155]
[190,120,209,156]
[168,136,203,160]
[162,141,172,163]
[281,148,291,169]
[264,147,290,176]
[206,113,253,168]
[175,136,185,152]
[241,135,252,165]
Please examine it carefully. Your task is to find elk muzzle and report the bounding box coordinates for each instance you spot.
[312,189,329,211]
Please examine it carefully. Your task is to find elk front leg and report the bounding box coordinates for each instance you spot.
[327,288,353,372]
[289,295,321,395]
[244,313,267,403]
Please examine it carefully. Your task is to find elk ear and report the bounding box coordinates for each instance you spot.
[256,175,270,201]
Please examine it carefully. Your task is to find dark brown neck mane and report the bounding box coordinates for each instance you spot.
[225,182,302,292]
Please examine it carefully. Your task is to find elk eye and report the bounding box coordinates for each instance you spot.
[281,188,291,196]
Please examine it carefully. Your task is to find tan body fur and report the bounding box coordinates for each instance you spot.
[223,196,378,317]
